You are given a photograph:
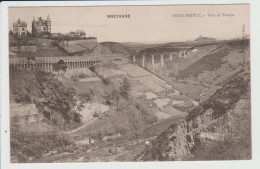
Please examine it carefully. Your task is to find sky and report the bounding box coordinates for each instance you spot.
[9,4,250,43]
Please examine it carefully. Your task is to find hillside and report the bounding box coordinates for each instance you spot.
[122,42,164,53]
[137,67,251,161]
[176,44,230,79]
[101,42,132,55]
[83,42,131,57]
[194,36,216,43]
[175,40,250,82]
[9,68,80,129]
[162,40,250,101]
[85,44,114,56]
[9,68,86,162]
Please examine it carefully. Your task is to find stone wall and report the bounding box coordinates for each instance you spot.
[10,46,37,53]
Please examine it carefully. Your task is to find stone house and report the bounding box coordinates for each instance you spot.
[13,19,27,37]
[32,14,51,35]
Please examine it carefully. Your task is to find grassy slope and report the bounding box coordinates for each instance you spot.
[101,42,132,55]
[84,42,132,57]
[176,45,229,79]
[162,40,249,101]
[176,40,249,80]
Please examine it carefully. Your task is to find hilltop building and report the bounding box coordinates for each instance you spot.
[67,30,87,39]
[194,35,216,43]
[32,14,51,35]
[13,19,27,37]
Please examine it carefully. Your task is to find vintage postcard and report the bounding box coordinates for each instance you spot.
[6,3,251,163]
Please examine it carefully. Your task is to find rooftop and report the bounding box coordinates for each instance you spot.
[13,19,27,27]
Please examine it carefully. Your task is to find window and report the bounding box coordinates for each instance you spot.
[13,28,18,32]
[22,28,25,31]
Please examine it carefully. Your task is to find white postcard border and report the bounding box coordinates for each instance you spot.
[1,1,260,169]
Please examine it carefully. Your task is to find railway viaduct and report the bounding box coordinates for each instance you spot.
[9,56,103,71]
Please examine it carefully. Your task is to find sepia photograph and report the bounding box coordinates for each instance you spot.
[5,3,251,163]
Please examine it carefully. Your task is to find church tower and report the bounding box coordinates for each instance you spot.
[47,14,51,33]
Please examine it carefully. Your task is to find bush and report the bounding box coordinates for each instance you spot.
[89,66,95,72]
[93,112,99,118]
[120,77,131,99]
[135,101,158,125]
[104,88,120,106]
[78,72,89,79]
[79,91,94,102]
[168,72,176,77]
[49,40,59,47]
[11,133,75,161]
[102,78,111,85]
[73,112,82,123]
[15,92,32,103]
[53,60,67,72]
[71,75,80,82]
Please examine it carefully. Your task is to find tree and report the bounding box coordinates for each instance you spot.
[53,60,67,73]
[120,77,131,99]
[26,31,32,37]
[35,71,77,127]
[134,101,158,125]
[105,88,120,106]
[24,114,30,133]
[10,69,79,130]
[43,86,76,124]
[79,90,94,102]
[26,55,36,65]
[127,108,143,147]
[9,30,13,36]
[74,102,84,122]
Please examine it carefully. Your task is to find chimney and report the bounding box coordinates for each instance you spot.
[47,14,51,21]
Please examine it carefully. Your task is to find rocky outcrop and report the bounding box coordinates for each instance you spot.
[137,69,250,161]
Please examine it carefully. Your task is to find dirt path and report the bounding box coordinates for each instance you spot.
[65,117,98,134]
[65,111,109,134]
[200,88,208,96]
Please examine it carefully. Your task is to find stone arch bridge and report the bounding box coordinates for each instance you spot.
[9,56,103,71]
